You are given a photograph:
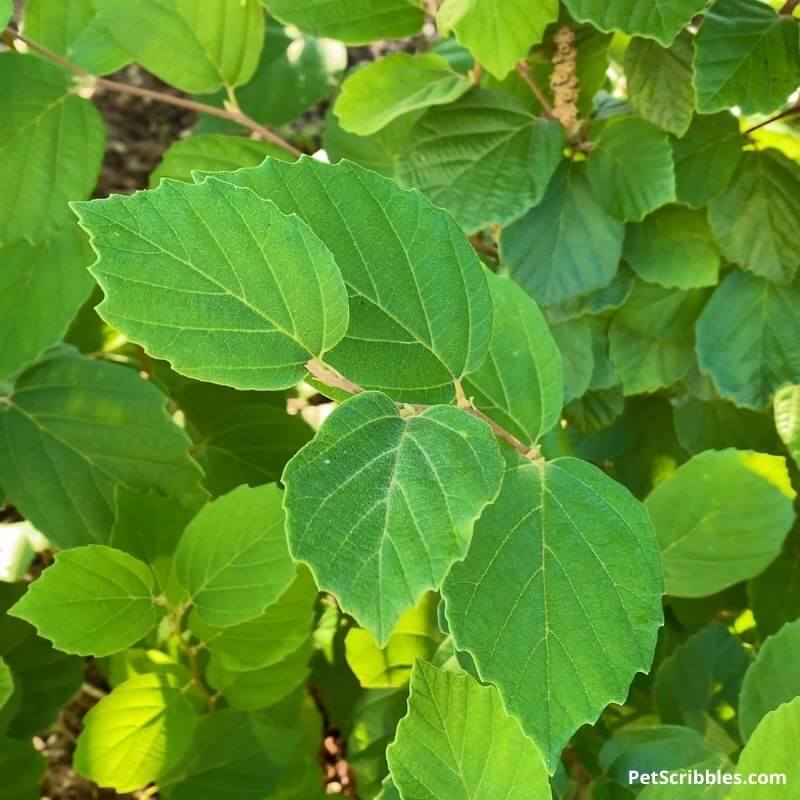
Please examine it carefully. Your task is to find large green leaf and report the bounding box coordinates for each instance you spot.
[586,117,676,222]
[398,89,564,233]
[74,176,350,391]
[74,673,197,793]
[150,134,292,187]
[647,448,795,598]
[436,0,559,78]
[624,206,720,289]
[654,623,751,743]
[624,33,695,136]
[0,738,44,800]
[110,487,196,600]
[672,112,744,208]
[774,385,800,467]
[609,283,707,394]
[562,0,706,45]
[23,0,131,74]
[344,592,442,688]
[0,54,105,242]
[442,454,663,769]
[748,526,800,637]
[463,271,564,448]
[693,0,800,115]
[386,661,550,797]
[0,350,205,549]
[739,619,800,741]
[334,53,470,135]
[696,270,800,408]
[210,157,492,404]
[284,391,503,644]
[0,0,11,26]
[0,224,94,381]
[708,149,800,284]
[229,19,347,127]
[160,711,298,800]
[189,567,317,672]
[263,0,424,44]
[93,0,264,93]
[9,545,161,657]
[176,484,296,627]
[501,161,625,306]
[549,316,594,403]
[729,696,800,799]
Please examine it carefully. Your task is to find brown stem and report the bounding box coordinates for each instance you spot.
[468,235,499,260]
[780,0,799,14]
[744,103,800,133]
[307,360,539,460]
[6,28,302,158]
[172,605,216,711]
[516,61,555,117]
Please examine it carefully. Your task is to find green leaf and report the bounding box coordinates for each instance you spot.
[774,385,800,466]
[285,391,503,645]
[442,454,663,769]
[624,33,695,136]
[729,696,800,799]
[672,112,744,208]
[74,176,350,391]
[201,157,493,405]
[0,0,11,26]
[206,638,313,710]
[176,484,296,627]
[160,711,299,800]
[9,545,162,657]
[111,487,196,600]
[693,0,800,115]
[0,54,105,242]
[748,526,800,637]
[708,149,800,284]
[345,592,442,688]
[397,89,564,233]
[0,738,44,800]
[0,658,12,713]
[263,0,424,44]
[563,0,707,45]
[654,623,751,743]
[549,316,594,403]
[190,567,317,672]
[696,270,800,408]
[587,117,676,222]
[0,350,205,549]
[0,584,84,737]
[672,397,779,455]
[739,619,800,741]
[552,264,636,321]
[150,134,292,187]
[387,661,550,797]
[74,673,197,793]
[0,223,94,381]
[93,0,265,93]
[624,206,720,289]
[501,161,625,306]
[335,53,470,135]
[609,282,708,394]
[647,448,795,598]
[23,0,131,75]
[463,271,564,448]
[436,0,559,78]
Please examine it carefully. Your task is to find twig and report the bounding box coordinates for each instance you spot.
[5,28,302,158]
[172,605,217,712]
[744,103,800,133]
[516,60,554,117]
[468,235,499,259]
[780,0,799,14]
[307,360,539,460]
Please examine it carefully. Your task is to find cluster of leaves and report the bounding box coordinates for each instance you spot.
[2,0,800,798]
